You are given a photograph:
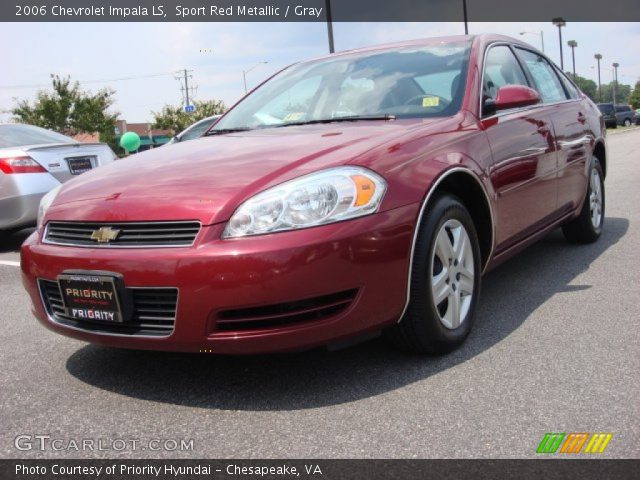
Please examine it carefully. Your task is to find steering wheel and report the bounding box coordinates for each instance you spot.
[403,93,450,108]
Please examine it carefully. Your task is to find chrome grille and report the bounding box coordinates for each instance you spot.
[44,221,200,247]
[39,279,177,337]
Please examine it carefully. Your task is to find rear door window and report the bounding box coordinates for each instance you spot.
[515,48,568,103]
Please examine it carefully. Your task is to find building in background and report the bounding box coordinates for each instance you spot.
[114,120,172,152]
[71,132,101,143]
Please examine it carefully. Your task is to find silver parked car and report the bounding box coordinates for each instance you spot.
[167,115,221,144]
[0,123,116,232]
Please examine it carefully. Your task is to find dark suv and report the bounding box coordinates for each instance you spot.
[614,104,636,127]
[596,103,617,128]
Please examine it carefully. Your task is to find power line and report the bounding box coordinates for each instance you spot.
[0,71,178,90]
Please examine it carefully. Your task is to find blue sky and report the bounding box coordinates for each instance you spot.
[1,22,638,122]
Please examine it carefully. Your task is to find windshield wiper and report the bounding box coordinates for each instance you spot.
[205,127,252,136]
[276,114,396,128]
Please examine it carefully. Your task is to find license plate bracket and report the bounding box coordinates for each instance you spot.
[66,156,94,175]
[58,271,131,323]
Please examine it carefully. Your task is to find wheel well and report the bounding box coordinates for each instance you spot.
[431,171,493,269]
[593,141,606,178]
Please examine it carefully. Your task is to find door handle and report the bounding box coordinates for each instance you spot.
[577,113,587,124]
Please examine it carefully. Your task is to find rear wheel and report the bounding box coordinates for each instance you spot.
[386,194,481,354]
[562,156,604,243]
[624,118,631,127]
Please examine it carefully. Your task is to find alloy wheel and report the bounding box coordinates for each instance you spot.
[430,219,475,330]
[590,168,603,229]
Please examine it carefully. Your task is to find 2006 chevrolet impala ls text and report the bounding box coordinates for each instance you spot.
[20,34,606,355]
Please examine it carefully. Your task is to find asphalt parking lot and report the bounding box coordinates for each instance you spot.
[1,128,638,459]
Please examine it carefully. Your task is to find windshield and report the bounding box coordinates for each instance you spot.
[0,124,75,148]
[212,41,470,132]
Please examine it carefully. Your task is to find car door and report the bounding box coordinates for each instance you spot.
[515,48,591,216]
[480,44,559,251]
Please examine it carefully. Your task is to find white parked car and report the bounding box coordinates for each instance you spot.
[0,123,116,232]
[167,115,221,144]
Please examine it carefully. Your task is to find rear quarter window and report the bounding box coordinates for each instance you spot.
[554,67,580,100]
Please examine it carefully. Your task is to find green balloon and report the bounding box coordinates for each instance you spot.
[120,132,141,152]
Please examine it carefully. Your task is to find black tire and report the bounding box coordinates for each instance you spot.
[386,194,482,354]
[562,156,605,244]
[624,118,631,127]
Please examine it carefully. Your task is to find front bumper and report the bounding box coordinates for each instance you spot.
[21,204,418,354]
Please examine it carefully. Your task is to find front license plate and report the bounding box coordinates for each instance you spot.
[66,156,94,175]
[58,274,123,323]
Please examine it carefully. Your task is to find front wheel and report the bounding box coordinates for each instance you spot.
[562,156,605,243]
[386,194,481,354]
[623,118,631,127]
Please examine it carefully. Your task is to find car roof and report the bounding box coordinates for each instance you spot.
[298,33,540,65]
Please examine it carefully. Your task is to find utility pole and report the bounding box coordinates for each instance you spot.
[183,69,190,107]
[175,69,195,109]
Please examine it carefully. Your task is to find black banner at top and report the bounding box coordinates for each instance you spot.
[3,0,640,22]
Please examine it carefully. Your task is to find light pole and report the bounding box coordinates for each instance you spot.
[242,61,268,94]
[612,62,619,105]
[519,31,545,53]
[463,0,468,34]
[325,0,334,53]
[594,54,602,102]
[552,18,566,70]
[567,40,578,78]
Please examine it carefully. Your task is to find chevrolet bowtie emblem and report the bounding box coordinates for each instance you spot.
[90,227,121,243]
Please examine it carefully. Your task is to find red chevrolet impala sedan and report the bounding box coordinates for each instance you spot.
[21,34,606,355]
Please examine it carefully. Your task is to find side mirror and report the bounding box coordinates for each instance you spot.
[494,85,540,111]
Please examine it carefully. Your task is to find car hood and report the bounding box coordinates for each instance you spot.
[47,120,437,225]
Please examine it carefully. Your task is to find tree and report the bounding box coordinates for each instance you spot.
[152,99,226,135]
[628,81,640,109]
[570,74,598,102]
[12,75,118,147]
[598,81,632,104]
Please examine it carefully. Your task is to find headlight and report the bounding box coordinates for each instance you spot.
[223,166,387,238]
[37,184,62,230]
